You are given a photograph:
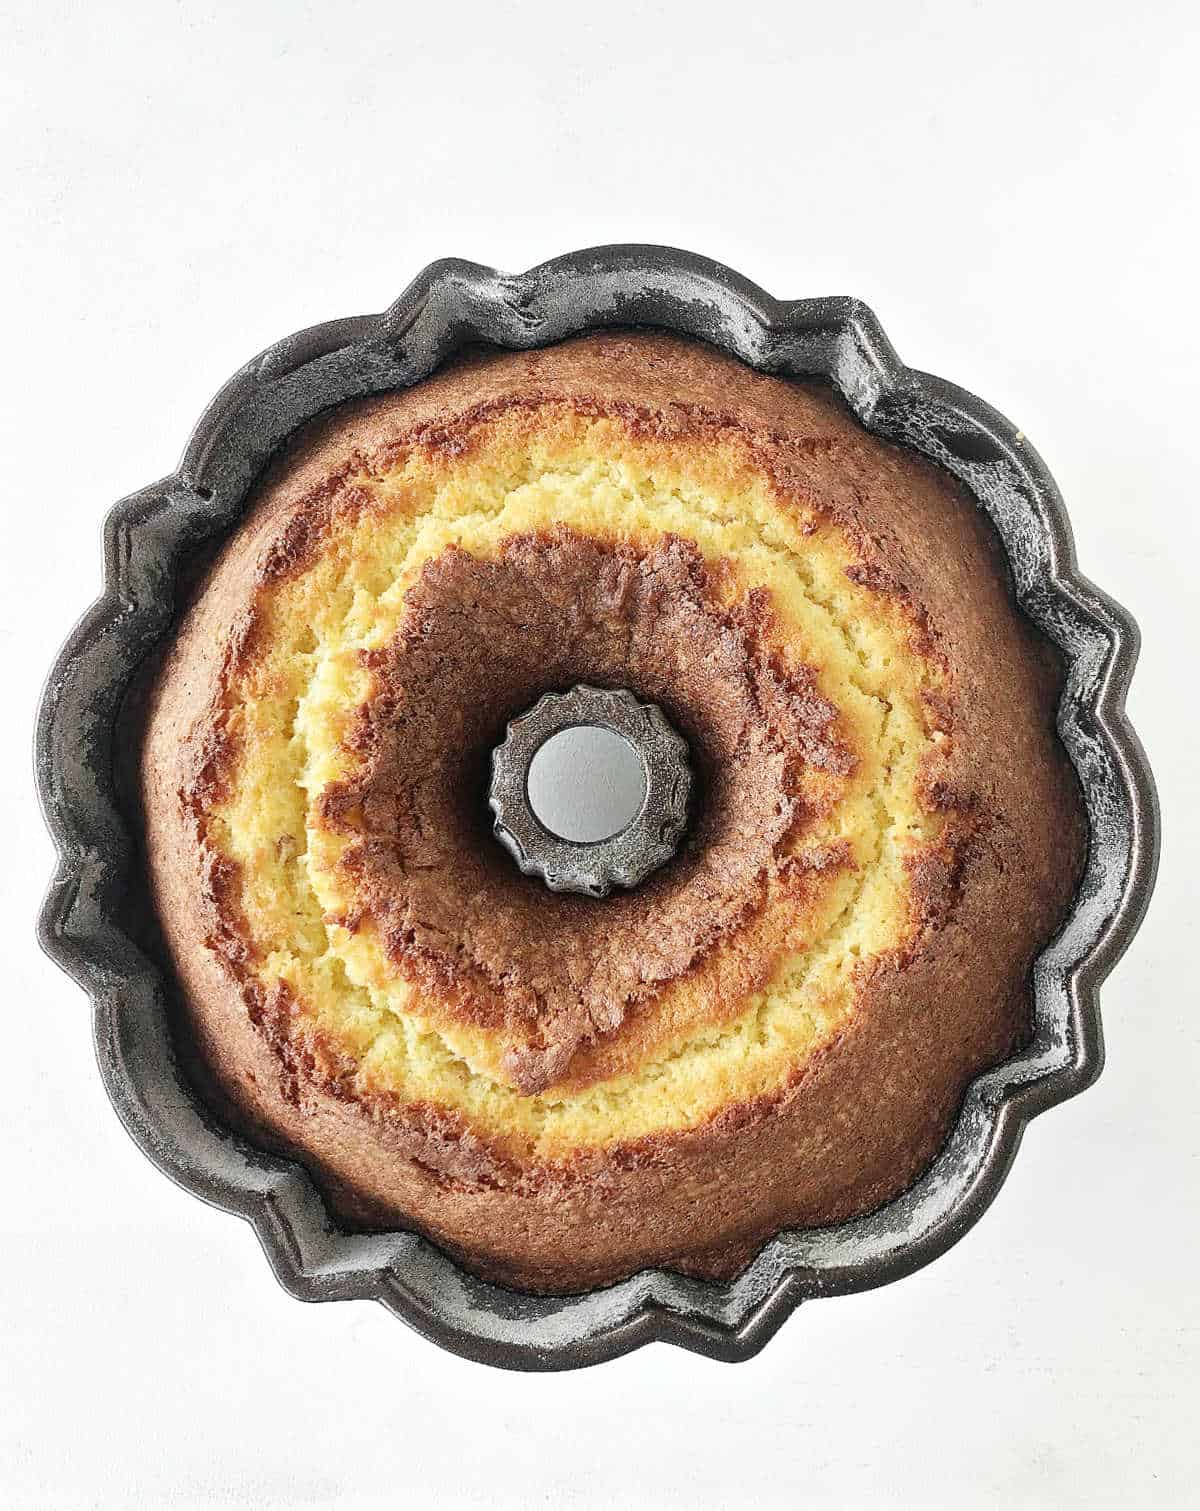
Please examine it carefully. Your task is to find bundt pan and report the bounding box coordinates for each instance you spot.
[36,246,1158,1370]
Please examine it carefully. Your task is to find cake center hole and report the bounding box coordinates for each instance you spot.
[525,725,648,844]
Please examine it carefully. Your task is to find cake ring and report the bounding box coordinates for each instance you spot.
[140,330,1086,1293]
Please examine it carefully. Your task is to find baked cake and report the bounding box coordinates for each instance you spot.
[141,331,1085,1293]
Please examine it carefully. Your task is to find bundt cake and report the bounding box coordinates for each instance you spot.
[140,331,1085,1292]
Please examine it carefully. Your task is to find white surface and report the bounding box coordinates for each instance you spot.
[526,726,648,843]
[2,2,1196,1507]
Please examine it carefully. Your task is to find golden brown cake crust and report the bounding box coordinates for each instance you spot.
[140,331,1085,1293]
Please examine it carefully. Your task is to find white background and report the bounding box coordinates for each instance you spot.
[2,2,1196,1506]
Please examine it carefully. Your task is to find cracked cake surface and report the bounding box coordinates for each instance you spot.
[141,330,1085,1292]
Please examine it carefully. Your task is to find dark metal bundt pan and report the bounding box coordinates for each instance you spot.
[35,246,1159,1370]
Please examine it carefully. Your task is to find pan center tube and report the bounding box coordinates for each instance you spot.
[488,684,692,898]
